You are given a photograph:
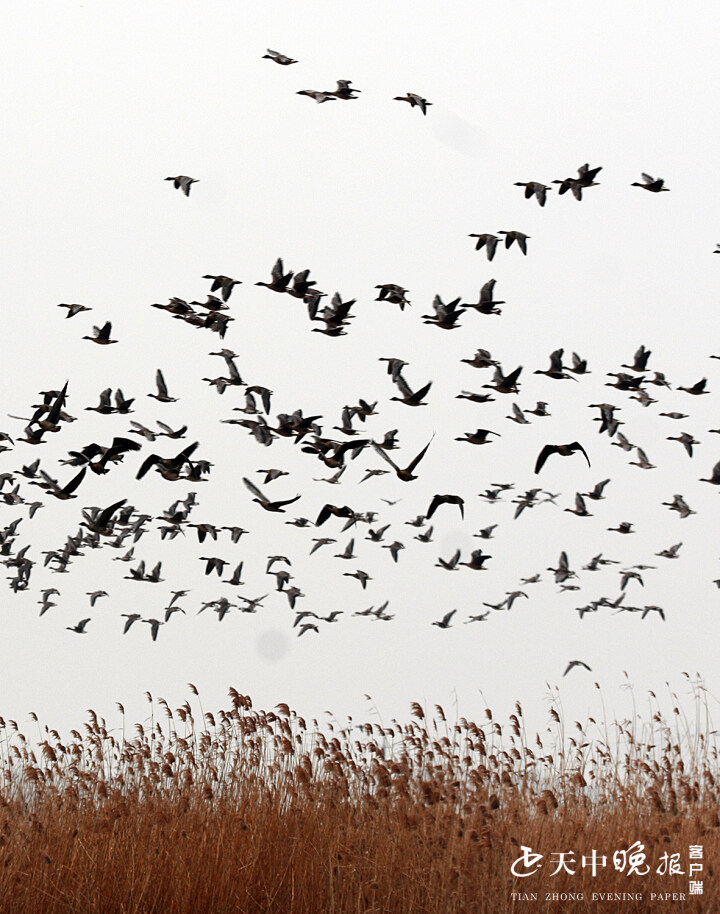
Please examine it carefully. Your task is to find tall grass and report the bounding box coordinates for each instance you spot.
[0,679,716,912]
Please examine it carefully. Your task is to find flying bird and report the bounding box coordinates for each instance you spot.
[165,175,198,196]
[534,442,590,474]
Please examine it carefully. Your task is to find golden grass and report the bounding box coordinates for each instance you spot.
[0,679,717,913]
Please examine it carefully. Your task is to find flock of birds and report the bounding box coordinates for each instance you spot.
[3,47,720,680]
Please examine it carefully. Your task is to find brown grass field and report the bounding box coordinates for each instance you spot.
[0,679,716,913]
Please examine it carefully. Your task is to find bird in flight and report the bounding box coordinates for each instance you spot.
[534,441,590,474]
[262,48,297,65]
[243,477,300,513]
[371,436,434,481]
[631,173,670,192]
[394,93,432,114]
[563,660,591,677]
[83,322,117,345]
[165,175,198,196]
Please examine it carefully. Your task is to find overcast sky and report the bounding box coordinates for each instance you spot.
[2,1,720,738]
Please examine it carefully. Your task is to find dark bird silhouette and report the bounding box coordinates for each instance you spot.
[483,365,522,394]
[315,503,357,527]
[67,618,91,633]
[631,173,670,192]
[563,660,591,676]
[296,89,337,104]
[499,230,530,254]
[700,460,720,485]
[243,477,300,512]
[371,436,434,480]
[432,610,456,629]
[331,80,361,100]
[58,303,91,318]
[149,369,177,402]
[262,48,297,65]
[389,375,432,407]
[83,322,117,345]
[667,432,699,457]
[422,295,466,329]
[426,494,464,520]
[678,378,709,395]
[256,258,293,292]
[375,284,410,310]
[534,442,590,474]
[137,442,199,480]
[394,93,432,114]
[468,233,500,260]
[460,549,491,570]
[455,428,499,445]
[463,279,504,315]
[514,181,550,206]
[165,175,198,196]
[435,549,461,570]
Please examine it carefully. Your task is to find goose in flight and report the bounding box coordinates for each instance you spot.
[678,378,709,395]
[461,347,498,369]
[202,275,241,301]
[136,442,199,481]
[371,436,433,480]
[582,478,611,500]
[499,230,530,254]
[83,322,117,345]
[243,477,300,512]
[700,460,720,485]
[468,233,500,261]
[483,365,522,395]
[631,173,670,192]
[389,375,432,407]
[375,284,411,310]
[432,610,456,629]
[455,428,499,444]
[667,432,699,457]
[563,660,591,677]
[394,93,432,114]
[255,258,294,292]
[547,551,575,583]
[534,441,590,474]
[67,618,91,633]
[262,48,297,65]
[58,303,91,318]
[656,542,682,559]
[435,549,461,570]
[460,549,491,570]
[422,295,465,329]
[426,493,464,520]
[331,80,361,99]
[297,89,337,104]
[553,163,602,200]
[165,175,198,196]
[514,181,550,206]
[464,279,504,315]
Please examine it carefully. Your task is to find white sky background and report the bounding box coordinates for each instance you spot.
[2,1,720,738]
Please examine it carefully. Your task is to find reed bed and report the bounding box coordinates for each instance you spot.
[0,680,716,913]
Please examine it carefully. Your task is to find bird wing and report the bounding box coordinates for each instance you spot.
[96,498,128,529]
[410,381,432,403]
[243,476,267,503]
[406,435,435,473]
[156,369,169,397]
[570,441,591,466]
[426,495,442,519]
[534,444,556,474]
[59,467,87,496]
[372,442,401,474]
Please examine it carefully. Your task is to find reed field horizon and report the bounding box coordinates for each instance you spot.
[0,677,716,913]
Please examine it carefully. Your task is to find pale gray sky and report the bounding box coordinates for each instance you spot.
[2,1,720,736]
